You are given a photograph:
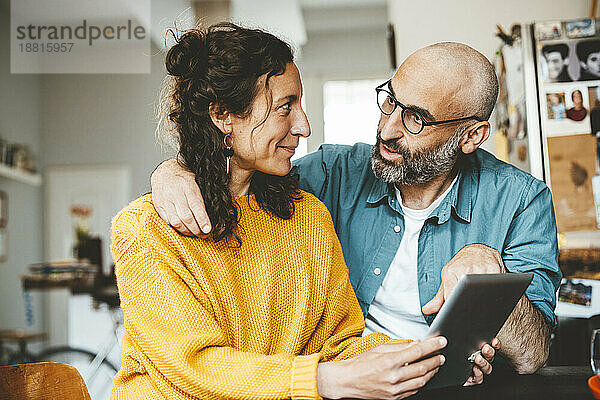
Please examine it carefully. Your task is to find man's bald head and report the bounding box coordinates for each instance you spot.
[397,42,499,121]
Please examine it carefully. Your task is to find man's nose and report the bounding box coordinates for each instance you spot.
[379,111,406,142]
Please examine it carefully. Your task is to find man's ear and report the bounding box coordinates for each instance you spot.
[209,103,233,134]
[459,121,491,154]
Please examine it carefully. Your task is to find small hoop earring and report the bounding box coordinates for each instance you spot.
[223,133,234,174]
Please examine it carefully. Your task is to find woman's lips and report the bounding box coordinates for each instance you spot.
[279,146,296,155]
[380,142,403,161]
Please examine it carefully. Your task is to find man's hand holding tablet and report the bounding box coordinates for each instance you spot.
[422,243,505,386]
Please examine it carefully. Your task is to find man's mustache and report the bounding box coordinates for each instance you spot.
[376,130,408,155]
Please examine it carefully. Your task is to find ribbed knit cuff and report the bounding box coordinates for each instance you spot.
[290,353,322,400]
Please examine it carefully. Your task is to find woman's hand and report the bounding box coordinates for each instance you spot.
[151,159,211,236]
[316,336,447,399]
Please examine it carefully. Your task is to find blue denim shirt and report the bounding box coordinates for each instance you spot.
[294,143,562,328]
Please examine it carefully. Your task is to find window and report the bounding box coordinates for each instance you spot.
[323,79,383,146]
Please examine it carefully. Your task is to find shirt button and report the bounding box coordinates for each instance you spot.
[394,225,401,233]
[373,267,381,275]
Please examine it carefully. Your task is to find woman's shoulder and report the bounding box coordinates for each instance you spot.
[295,190,330,218]
[112,193,168,241]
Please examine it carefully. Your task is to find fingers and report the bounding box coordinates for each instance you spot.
[394,366,440,396]
[173,198,202,236]
[421,286,445,315]
[396,337,447,366]
[491,337,501,350]
[481,344,495,363]
[472,364,484,384]
[463,365,484,387]
[474,353,493,375]
[186,188,211,234]
[154,201,194,236]
[395,354,445,383]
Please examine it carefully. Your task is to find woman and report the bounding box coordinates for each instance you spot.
[111,23,447,400]
[566,90,588,121]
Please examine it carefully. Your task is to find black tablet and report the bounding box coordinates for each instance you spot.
[424,273,533,389]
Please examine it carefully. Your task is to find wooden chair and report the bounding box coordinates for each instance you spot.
[0,362,91,400]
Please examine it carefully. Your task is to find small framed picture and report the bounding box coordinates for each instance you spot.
[536,21,562,41]
[0,191,6,228]
[0,228,7,262]
[566,18,596,39]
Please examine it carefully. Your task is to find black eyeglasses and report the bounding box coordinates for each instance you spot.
[375,80,482,135]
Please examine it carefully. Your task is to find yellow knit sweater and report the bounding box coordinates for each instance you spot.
[110,192,393,400]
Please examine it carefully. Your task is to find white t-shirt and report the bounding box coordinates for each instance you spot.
[363,175,458,340]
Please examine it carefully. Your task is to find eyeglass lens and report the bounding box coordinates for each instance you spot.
[377,90,424,134]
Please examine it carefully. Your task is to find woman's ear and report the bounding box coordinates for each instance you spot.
[209,103,233,134]
[459,121,491,154]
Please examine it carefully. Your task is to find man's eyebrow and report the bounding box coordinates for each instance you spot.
[387,81,436,121]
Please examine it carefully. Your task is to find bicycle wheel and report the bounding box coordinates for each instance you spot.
[35,346,118,400]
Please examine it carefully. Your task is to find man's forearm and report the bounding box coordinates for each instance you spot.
[497,294,551,374]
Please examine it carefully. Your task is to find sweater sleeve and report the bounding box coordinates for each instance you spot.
[112,212,322,400]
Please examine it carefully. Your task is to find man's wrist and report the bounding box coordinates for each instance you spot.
[316,360,347,399]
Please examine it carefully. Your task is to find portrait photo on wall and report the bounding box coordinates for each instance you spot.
[566,88,589,121]
[566,18,596,39]
[546,92,567,119]
[541,43,572,83]
[576,39,600,81]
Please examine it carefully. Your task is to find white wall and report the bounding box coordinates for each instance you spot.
[298,5,391,151]
[0,0,45,336]
[40,45,172,199]
[389,0,591,63]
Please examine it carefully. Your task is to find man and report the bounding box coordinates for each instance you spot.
[151,42,561,383]
[576,40,600,81]
[541,44,570,82]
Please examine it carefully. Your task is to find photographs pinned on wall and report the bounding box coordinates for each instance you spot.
[576,39,600,81]
[566,88,589,121]
[540,43,572,83]
[559,279,592,306]
[566,18,596,39]
[538,39,600,83]
[544,87,591,135]
[536,21,562,41]
[547,134,598,232]
[546,92,567,120]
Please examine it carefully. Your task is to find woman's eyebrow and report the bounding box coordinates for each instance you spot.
[274,94,298,105]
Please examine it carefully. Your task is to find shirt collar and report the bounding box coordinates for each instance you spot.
[365,153,478,224]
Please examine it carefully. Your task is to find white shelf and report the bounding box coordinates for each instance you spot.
[0,164,42,186]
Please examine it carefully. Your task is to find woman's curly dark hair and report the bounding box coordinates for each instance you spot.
[160,22,303,246]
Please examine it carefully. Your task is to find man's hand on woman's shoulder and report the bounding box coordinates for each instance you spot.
[151,158,211,236]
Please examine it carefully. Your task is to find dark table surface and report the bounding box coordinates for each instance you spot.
[413,365,592,399]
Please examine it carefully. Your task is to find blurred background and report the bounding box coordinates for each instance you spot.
[1,0,599,398]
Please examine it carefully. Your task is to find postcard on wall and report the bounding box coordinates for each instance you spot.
[566,18,596,39]
[536,21,562,41]
[547,134,598,232]
[544,85,591,136]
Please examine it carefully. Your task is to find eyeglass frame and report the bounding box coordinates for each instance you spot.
[375,79,483,135]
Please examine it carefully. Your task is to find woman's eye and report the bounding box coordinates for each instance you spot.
[280,103,291,114]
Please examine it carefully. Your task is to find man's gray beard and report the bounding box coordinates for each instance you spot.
[371,128,463,186]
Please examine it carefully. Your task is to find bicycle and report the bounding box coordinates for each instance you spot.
[1,286,122,400]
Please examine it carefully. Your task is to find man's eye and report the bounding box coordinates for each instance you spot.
[280,103,291,112]
[386,96,394,105]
